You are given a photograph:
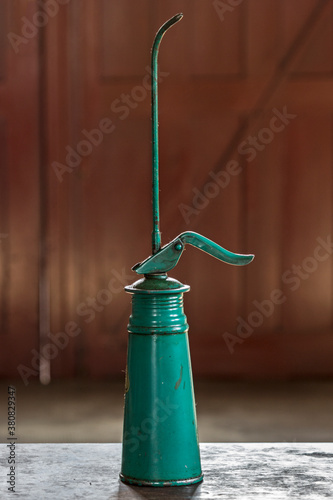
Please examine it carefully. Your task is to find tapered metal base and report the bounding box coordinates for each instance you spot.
[120,276,203,487]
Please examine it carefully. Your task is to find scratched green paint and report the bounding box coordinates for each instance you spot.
[120,276,203,486]
[120,12,254,488]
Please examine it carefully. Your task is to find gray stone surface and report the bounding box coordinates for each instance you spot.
[1,443,333,499]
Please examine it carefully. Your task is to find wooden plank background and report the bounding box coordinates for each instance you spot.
[1,0,333,381]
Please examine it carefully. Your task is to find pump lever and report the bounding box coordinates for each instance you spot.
[132,231,254,275]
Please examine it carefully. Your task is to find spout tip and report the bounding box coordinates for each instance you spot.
[169,13,183,26]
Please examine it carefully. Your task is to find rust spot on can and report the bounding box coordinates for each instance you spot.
[125,365,130,393]
[174,365,183,390]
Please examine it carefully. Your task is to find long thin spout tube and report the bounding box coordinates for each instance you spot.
[151,13,183,254]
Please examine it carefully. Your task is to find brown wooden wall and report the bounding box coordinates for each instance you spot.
[1,0,333,382]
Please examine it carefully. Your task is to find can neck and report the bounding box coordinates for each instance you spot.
[125,274,190,294]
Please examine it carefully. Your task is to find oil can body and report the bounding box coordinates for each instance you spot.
[120,275,203,487]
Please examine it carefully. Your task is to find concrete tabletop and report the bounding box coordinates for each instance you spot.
[1,443,332,499]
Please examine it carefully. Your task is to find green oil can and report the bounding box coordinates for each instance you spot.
[120,14,254,487]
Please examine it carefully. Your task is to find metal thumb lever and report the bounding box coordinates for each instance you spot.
[132,231,254,274]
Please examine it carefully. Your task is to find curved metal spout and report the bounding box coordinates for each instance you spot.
[151,13,183,254]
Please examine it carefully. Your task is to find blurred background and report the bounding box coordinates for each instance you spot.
[0,0,333,443]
